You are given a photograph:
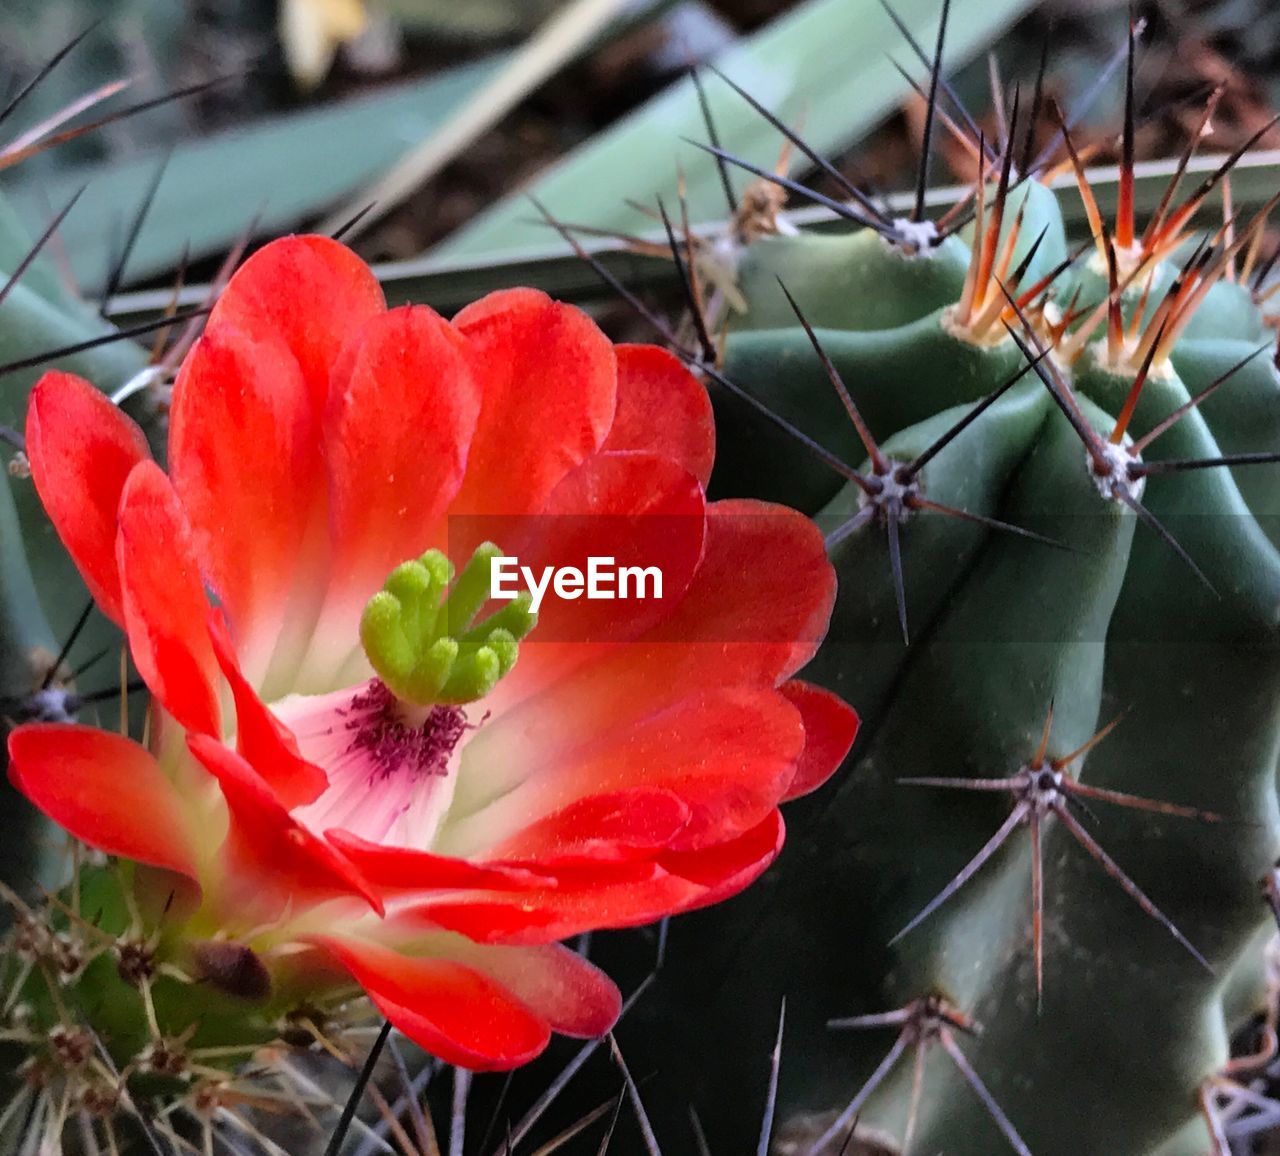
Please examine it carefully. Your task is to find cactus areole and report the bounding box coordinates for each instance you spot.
[4,236,858,1084]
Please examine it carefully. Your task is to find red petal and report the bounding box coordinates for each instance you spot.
[778,681,859,801]
[206,235,385,415]
[642,499,835,669]
[325,830,547,892]
[207,613,327,810]
[186,735,381,915]
[661,810,785,912]
[115,463,221,737]
[415,866,702,945]
[450,289,615,528]
[24,372,151,624]
[7,724,198,884]
[308,936,551,1069]
[488,789,691,865]
[460,687,802,857]
[168,327,320,680]
[603,345,714,486]
[481,499,836,753]
[319,305,480,631]
[471,450,707,725]
[426,939,621,1038]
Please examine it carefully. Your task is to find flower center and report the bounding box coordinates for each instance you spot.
[359,542,537,709]
[344,681,469,782]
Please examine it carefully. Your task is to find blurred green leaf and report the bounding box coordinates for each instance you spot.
[1,0,189,171]
[381,0,562,37]
[0,56,507,288]
[432,0,1040,258]
[320,0,658,239]
[105,151,1280,321]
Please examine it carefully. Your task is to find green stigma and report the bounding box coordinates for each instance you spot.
[359,542,536,706]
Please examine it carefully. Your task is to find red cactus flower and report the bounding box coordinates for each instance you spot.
[8,236,857,1068]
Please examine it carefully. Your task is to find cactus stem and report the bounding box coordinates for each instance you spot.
[895,706,1218,987]
[903,351,1051,477]
[1002,319,1109,468]
[819,995,1030,1156]
[780,291,1069,640]
[1003,303,1224,595]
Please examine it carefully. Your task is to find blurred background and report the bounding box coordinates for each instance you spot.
[2,0,1278,323]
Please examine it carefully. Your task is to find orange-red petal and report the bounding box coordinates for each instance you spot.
[7,724,198,884]
[205,235,385,415]
[186,735,381,915]
[24,371,151,625]
[207,612,327,810]
[778,680,860,801]
[486,788,691,866]
[459,687,801,860]
[115,462,221,737]
[449,289,616,529]
[603,344,714,486]
[309,936,551,1069]
[413,866,702,945]
[168,326,320,678]
[425,939,621,1038]
[325,830,547,893]
[660,810,786,912]
[320,305,480,624]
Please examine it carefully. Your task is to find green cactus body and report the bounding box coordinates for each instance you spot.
[639,172,1280,1156]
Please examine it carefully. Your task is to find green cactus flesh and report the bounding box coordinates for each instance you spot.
[634,178,1280,1156]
